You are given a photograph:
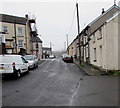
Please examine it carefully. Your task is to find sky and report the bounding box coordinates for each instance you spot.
[0,0,120,51]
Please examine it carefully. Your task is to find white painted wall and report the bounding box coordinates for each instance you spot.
[32,42,42,59]
[89,13,120,70]
[118,14,120,70]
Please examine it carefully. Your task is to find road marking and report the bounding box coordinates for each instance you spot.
[69,75,84,106]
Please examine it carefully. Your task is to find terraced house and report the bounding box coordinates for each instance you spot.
[0,14,32,55]
[88,4,120,71]
[68,4,120,71]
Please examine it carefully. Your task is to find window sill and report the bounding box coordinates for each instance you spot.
[18,47,24,48]
[17,35,24,37]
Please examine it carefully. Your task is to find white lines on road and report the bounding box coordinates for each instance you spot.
[69,75,85,106]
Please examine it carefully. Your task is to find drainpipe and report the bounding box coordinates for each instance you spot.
[25,22,27,54]
[14,20,17,54]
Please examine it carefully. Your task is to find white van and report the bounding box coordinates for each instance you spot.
[0,54,29,78]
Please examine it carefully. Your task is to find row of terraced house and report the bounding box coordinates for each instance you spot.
[0,14,43,59]
[67,4,120,71]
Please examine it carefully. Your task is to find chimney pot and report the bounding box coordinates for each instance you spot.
[25,14,28,18]
[102,8,105,14]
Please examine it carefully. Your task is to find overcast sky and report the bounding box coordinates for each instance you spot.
[0,0,120,51]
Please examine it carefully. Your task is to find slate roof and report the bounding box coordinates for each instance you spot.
[0,14,27,25]
[87,4,120,35]
[32,36,42,43]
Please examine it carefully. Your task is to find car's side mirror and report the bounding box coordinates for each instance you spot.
[25,61,28,63]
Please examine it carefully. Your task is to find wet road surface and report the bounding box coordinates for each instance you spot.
[2,59,85,106]
[2,58,118,106]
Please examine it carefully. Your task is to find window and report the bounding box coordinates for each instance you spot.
[18,40,23,48]
[18,28,23,36]
[0,37,2,43]
[21,57,27,63]
[94,48,97,62]
[0,34,5,43]
[93,34,95,42]
[2,26,8,33]
[81,47,83,58]
[13,42,16,48]
[99,28,102,38]
[36,43,38,48]
[86,46,89,58]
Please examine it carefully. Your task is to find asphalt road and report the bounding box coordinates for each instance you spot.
[2,58,85,106]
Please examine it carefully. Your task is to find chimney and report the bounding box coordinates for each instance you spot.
[25,14,28,18]
[102,8,105,14]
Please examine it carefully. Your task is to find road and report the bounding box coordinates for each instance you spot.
[2,58,85,106]
[2,58,118,106]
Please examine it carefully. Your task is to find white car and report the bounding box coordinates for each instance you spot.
[49,55,56,59]
[23,55,38,69]
[0,54,29,78]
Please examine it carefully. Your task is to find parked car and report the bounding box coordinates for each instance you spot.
[23,55,38,69]
[49,55,56,59]
[62,54,73,63]
[0,54,29,78]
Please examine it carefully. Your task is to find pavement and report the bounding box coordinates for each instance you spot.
[2,58,118,107]
[71,76,118,106]
[74,59,108,76]
[38,59,45,65]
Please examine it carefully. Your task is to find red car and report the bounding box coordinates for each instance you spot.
[62,54,73,63]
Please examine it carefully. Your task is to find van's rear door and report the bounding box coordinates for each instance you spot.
[0,55,13,74]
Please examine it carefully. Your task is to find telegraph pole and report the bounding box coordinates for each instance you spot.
[50,42,52,55]
[66,34,68,48]
[66,34,69,54]
[64,42,66,53]
[76,3,81,64]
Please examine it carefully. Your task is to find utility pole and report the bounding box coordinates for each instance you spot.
[76,3,81,64]
[66,34,69,54]
[66,34,68,48]
[64,42,66,53]
[50,42,52,55]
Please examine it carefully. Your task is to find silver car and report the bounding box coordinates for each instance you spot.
[24,55,38,69]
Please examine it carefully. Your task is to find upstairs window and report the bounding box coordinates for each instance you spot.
[99,28,102,38]
[94,48,97,62]
[0,34,5,43]
[2,26,8,33]
[93,34,95,42]
[18,28,23,36]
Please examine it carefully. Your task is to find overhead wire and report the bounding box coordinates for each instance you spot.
[68,6,76,35]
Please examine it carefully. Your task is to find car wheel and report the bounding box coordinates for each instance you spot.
[26,68,29,73]
[36,64,38,68]
[15,70,21,78]
[33,64,36,69]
